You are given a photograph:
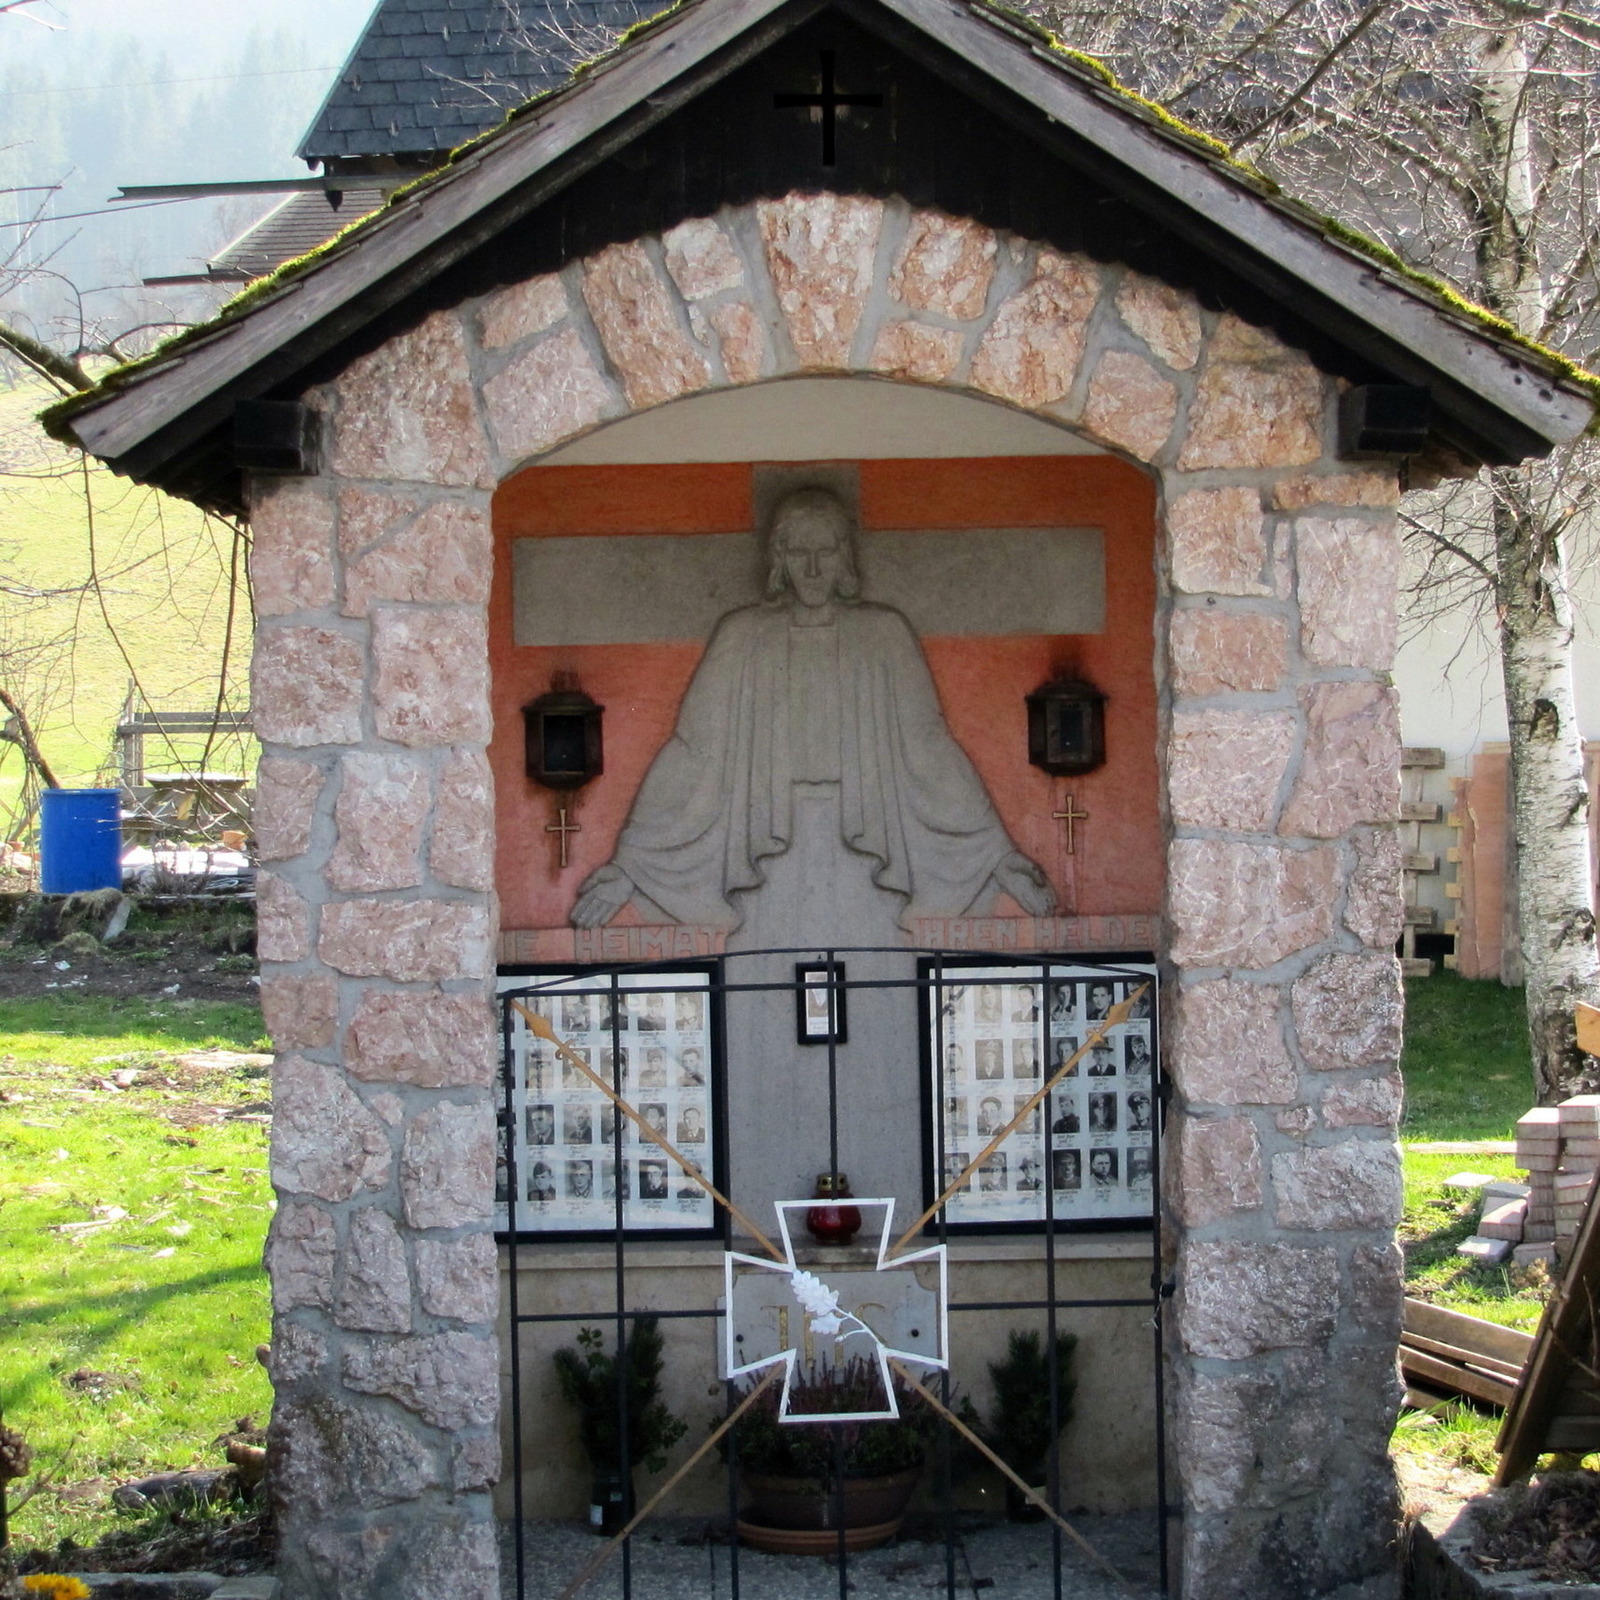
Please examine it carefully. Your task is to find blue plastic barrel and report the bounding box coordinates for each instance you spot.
[39,788,123,895]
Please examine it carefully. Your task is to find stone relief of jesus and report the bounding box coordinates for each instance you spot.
[571,486,1056,941]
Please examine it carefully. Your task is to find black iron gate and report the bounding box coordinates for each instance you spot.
[498,947,1170,1599]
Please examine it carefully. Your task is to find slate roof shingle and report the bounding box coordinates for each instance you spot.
[299,0,654,162]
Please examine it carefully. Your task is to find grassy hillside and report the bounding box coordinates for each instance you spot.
[0,382,253,837]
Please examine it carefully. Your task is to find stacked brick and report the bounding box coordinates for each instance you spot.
[1459,1096,1600,1266]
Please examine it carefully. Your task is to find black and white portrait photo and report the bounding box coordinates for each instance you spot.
[562,1105,593,1144]
[975,1040,1005,1081]
[1012,1039,1039,1079]
[976,1095,1006,1136]
[1087,1042,1117,1077]
[1127,1147,1153,1186]
[1127,1091,1153,1132]
[1125,1033,1152,1075]
[639,1160,669,1200]
[979,1152,1008,1192]
[676,1106,706,1144]
[566,1159,594,1199]
[1086,981,1115,1022]
[527,1104,555,1145]
[1089,1148,1119,1188]
[1088,1092,1118,1133]
[677,1046,706,1087]
[1052,1149,1082,1191]
[1051,1102,1080,1135]
[529,1161,556,1202]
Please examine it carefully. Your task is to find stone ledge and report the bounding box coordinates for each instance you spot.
[1406,1495,1600,1599]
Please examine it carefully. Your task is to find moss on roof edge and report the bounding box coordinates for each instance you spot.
[40,0,1600,446]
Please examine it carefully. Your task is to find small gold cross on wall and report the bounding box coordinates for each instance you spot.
[1052,794,1088,856]
[546,805,581,870]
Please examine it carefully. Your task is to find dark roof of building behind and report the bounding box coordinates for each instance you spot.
[299,0,655,162]
[210,190,389,278]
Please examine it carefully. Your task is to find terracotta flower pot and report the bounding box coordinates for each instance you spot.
[737,1467,921,1553]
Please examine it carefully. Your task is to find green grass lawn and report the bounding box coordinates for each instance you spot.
[0,994,272,1552]
[1394,972,1550,1480]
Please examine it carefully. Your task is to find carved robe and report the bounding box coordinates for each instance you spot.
[610,600,1022,931]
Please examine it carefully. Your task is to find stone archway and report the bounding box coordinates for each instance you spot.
[250,191,1407,1600]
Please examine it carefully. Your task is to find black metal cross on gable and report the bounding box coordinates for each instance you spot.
[774,51,883,166]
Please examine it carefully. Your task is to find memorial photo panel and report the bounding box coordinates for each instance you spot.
[495,967,723,1238]
[921,958,1159,1231]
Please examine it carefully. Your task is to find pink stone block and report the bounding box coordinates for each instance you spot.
[1177,358,1324,471]
[1560,1094,1600,1122]
[415,1233,500,1324]
[254,756,324,861]
[260,972,339,1050]
[1291,951,1401,1073]
[1167,487,1270,597]
[1345,826,1404,950]
[1115,272,1202,370]
[343,498,492,617]
[318,898,491,982]
[334,1206,412,1334]
[483,327,617,464]
[581,241,711,409]
[1279,681,1401,840]
[1167,709,1296,832]
[1320,1072,1403,1132]
[1272,470,1399,510]
[868,319,964,383]
[662,218,746,301]
[330,310,490,488]
[346,990,495,1088]
[705,300,767,384]
[1173,1113,1264,1226]
[1168,610,1289,698]
[1271,1140,1402,1230]
[757,193,884,368]
[257,870,312,962]
[1296,516,1400,670]
[1171,978,1297,1105]
[969,249,1099,408]
[476,273,568,350]
[889,211,998,322]
[1456,1235,1511,1264]
[1479,1200,1528,1241]
[267,1199,336,1312]
[430,750,495,892]
[371,608,490,748]
[401,1102,496,1230]
[1168,839,1337,968]
[250,479,337,616]
[1518,1107,1562,1134]
[338,485,420,557]
[327,753,431,893]
[1179,1239,1341,1359]
[1081,349,1178,462]
[252,625,365,748]
[270,1054,392,1202]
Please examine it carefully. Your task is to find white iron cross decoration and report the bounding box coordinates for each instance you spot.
[723,1199,948,1423]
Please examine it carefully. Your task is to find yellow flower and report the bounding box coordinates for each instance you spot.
[23,1577,92,1600]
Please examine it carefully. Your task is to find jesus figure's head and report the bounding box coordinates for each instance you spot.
[765,487,862,607]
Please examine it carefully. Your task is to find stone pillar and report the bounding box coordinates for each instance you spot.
[1157,321,1407,1599]
[253,308,503,1600]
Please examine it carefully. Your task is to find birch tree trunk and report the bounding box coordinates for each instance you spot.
[1473,21,1600,1100]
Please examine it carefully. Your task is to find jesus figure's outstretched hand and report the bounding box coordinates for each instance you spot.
[572,863,633,927]
[995,852,1058,917]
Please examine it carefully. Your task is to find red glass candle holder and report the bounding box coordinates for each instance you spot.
[805,1172,862,1245]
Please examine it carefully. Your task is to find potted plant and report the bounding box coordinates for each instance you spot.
[982,1329,1077,1520]
[552,1318,687,1534]
[723,1358,944,1554]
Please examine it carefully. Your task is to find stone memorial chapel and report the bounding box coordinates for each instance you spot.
[49,0,1596,1594]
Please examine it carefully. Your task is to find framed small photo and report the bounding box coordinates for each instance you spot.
[796,962,848,1045]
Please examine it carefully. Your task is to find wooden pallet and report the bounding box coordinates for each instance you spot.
[1401,749,1445,977]
[1402,1298,1532,1410]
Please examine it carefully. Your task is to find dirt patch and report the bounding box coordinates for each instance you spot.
[0,894,258,1004]
[1473,1471,1600,1581]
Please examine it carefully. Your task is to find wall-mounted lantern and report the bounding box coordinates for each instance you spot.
[1026,678,1106,777]
[523,678,604,790]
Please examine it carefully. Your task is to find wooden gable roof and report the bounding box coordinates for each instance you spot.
[50,0,1598,513]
